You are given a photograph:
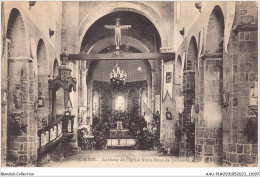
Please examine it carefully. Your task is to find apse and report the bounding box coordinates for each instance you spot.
[88,59,150,115]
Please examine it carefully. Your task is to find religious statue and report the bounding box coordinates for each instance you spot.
[13,84,22,110]
[104,18,131,50]
[116,120,123,130]
[249,80,258,106]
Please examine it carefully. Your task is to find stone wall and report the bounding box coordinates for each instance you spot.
[222,1,258,167]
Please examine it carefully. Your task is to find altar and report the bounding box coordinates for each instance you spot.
[109,129,130,138]
[106,121,136,148]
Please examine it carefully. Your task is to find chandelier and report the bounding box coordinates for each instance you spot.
[109,63,127,87]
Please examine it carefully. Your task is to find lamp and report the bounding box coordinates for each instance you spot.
[29,1,36,10]
[137,66,143,72]
[49,28,54,38]
[180,28,185,36]
[166,107,172,120]
[195,2,202,12]
[109,63,127,87]
[38,91,44,108]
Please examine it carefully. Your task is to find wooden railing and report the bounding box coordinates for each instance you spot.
[37,114,75,155]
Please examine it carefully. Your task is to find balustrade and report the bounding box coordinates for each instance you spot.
[37,114,75,154]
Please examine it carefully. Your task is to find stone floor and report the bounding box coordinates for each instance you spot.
[39,149,219,167]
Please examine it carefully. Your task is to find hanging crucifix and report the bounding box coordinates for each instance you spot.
[104,18,131,50]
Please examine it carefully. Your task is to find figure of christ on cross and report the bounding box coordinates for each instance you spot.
[104,18,131,50]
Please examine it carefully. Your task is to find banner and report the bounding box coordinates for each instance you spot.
[163,62,173,100]
[155,95,161,113]
[175,96,184,114]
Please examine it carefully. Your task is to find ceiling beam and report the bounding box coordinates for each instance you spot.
[68,52,175,60]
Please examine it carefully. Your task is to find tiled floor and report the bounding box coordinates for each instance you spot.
[40,149,217,167]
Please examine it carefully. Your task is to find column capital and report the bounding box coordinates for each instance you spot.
[8,57,33,63]
[201,53,223,60]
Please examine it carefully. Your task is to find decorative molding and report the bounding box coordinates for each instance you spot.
[201,53,223,60]
[69,52,175,60]
[183,70,195,74]
[8,57,33,63]
[160,47,175,53]
[49,77,76,92]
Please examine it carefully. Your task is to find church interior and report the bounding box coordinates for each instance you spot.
[1,1,258,167]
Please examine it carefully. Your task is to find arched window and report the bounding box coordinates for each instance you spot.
[141,88,148,116]
[37,39,50,125]
[53,59,59,79]
[115,90,125,111]
[175,55,182,84]
[93,88,100,115]
[101,89,112,111]
[128,89,138,113]
[206,6,224,54]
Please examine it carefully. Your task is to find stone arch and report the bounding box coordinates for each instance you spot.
[6,7,28,113]
[114,88,126,111]
[79,3,168,50]
[37,39,50,127]
[6,7,37,164]
[101,89,113,112]
[92,87,101,116]
[53,58,59,79]
[127,88,139,113]
[175,55,182,85]
[186,36,198,71]
[205,6,224,54]
[180,36,198,157]
[140,87,148,117]
[195,5,224,164]
[37,39,49,76]
[6,8,27,57]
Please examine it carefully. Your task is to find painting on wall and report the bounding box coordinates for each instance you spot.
[166,72,172,83]
[163,62,173,100]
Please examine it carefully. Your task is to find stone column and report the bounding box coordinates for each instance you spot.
[7,57,37,166]
[79,61,88,124]
[180,70,195,157]
[196,55,223,164]
[159,50,175,152]
[1,38,9,166]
